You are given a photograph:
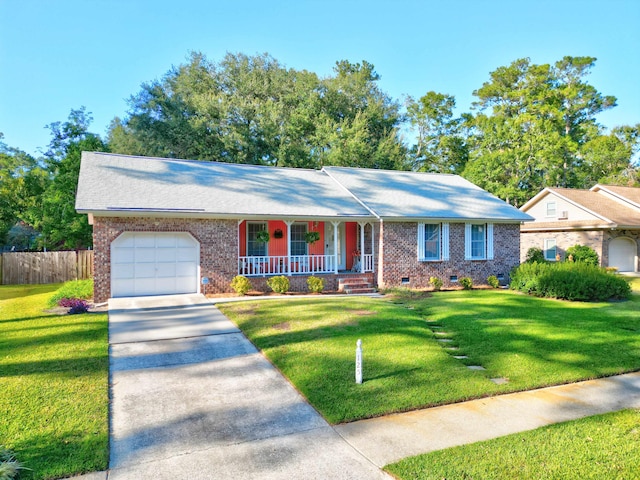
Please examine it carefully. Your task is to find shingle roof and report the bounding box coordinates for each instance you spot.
[76,152,372,219]
[76,152,532,223]
[547,188,640,227]
[323,166,532,221]
[592,184,640,209]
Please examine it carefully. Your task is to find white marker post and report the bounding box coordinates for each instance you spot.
[355,339,363,384]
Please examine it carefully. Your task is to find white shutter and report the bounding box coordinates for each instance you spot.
[417,223,425,261]
[487,223,494,260]
[442,223,450,261]
[464,223,472,260]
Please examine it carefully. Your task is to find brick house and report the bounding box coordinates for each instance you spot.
[520,185,640,273]
[76,152,532,302]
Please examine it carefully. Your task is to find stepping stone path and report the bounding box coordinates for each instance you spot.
[467,365,486,371]
[436,338,453,343]
[490,377,509,385]
[453,355,469,359]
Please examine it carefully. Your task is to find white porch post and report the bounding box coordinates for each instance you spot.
[237,219,243,275]
[285,220,293,275]
[359,222,365,273]
[332,221,340,274]
[370,223,375,270]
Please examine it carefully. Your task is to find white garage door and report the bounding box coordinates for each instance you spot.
[111,232,200,297]
[609,237,637,272]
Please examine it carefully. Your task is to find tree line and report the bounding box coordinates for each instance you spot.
[2,52,638,250]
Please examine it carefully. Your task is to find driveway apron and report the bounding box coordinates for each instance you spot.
[108,294,389,479]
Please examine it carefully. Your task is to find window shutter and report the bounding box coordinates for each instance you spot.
[487,223,494,260]
[464,223,472,259]
[417,223,425,261]
[441,222,450,261]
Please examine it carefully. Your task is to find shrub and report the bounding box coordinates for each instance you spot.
[565,244,599,266]
[307,276,325,293]
[0,446,27,480]
[487,275,500,288]
[429,276,443,291]
[525,247,547,264]
[459,277,473,290]
[267,275,290,294]
[510,262,631,301]
[48,279,93,307]
[230,275,252,296]
[58,298,91,314]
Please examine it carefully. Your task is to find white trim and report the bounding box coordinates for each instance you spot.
[417,223,425,260]
[442,223,450,261]
[487,223,494,260]
[465,223,472,259]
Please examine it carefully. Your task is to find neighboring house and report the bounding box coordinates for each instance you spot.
[520,185,640,272]
[76,152,532,302]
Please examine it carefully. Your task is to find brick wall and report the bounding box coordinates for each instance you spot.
[520,230,605,264]
[378,222,521,289]
[93,217,238,303]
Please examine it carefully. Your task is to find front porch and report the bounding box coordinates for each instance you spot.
[237,220,376,277]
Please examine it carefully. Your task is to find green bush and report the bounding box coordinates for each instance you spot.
[566,244,599,266]
[307,276,325,293]
[0,446,26,480]
[510,262,631,301]
[525,247,547,264]
[230,275,252,295]
[429,276,443,291]
[459,277,473,290]
[267,275,290,294]
[48,279,94,307]
[487,275,500,288]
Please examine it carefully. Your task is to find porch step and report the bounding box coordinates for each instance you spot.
[339,277,376,294]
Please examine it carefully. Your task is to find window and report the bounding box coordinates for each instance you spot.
[247,222,267,256]
[465,223,494,260]
[546,201,557,217]
[290,223,308,256]
[418,223,449,261]
[544,239,557,261]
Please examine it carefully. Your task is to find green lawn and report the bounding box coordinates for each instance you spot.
[219,287,640,424]
[385,408,640,479]
[0,284,109,480]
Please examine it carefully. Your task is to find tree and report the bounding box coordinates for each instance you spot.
[0,134,48,245]
[405,91,467,173]
[37,108,107,250]
[462,57,623,205]
[108,52,407,169]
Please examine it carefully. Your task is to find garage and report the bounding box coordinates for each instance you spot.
[609,237,637,272]
[111,232,200,297]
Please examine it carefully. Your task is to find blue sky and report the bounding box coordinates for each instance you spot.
[1,0,639,157]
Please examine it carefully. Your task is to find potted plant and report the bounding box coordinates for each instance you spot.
[256,230,270,243]
[305,231,321,244]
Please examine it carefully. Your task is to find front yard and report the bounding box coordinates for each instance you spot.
[386,408,640,479]
[0,284,109,480]
[219,286,640,424]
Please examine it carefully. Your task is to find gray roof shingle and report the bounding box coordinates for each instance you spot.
[323,166,532,221]
[76,152,532,222]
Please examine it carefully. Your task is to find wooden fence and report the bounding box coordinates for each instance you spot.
[0,250,94,285]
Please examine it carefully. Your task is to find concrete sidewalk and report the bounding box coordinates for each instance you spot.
[335,371,640,467]
[106,294,390,479]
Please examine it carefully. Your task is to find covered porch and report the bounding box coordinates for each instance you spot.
[237,220,376,276]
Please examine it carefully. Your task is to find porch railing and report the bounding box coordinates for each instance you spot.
[238,255,337,276]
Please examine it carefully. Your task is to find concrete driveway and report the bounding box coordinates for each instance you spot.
[108,294,389,479]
